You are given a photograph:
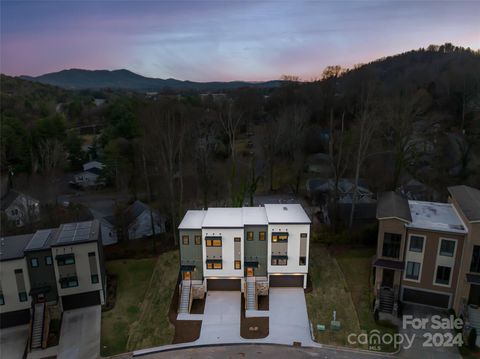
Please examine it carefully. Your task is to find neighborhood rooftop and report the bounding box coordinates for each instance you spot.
[179,204,310,229]
[407,200,467,234]
[53,220,99,246]
[376,191,412,222]
[448,185,480,222]
[0,233,35,261]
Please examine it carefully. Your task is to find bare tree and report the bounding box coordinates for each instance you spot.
[140,100,186,245]
[217,99,243,163]
[260,116,282,192]
[349,84,381,228]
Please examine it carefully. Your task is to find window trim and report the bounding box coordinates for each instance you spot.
[18,291,28,302]
[182,235,189,245]
[234,237,241,242]
[272,232,288,243]
[56,255,75,266]
[59,276,79,289]
[382,232,402,259]
[404,261,421,282]
[434,265,452,287]
[206,260,223,270]
[91,274,99,284]
[247,232,254,241]
[299,256,306,266]
[259,232,266,241]
[205,237,222,247]
[408,234,425,253]
[234,260,241,269]
[439,238,457,258]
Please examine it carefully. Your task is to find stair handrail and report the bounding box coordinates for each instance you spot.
[177,283,182,313]
[41,303,49,349]
[187,280,193,313]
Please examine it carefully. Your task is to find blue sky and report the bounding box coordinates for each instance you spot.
[1,1,479,81]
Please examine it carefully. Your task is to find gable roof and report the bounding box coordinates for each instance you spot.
[0,190,38,211]
[377,191,412,222]
[448,185,480,222]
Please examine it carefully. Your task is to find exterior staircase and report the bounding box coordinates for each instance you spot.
[468,305,480,346]
[378,288,394,314]
[178,281,191,314]
[246,277,256,310]
[31,303,45,350]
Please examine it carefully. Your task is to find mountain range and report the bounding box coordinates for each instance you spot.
[20,69,281,92]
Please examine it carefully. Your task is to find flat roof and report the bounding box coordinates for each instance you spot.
[242,207,268,225]
[0,233,34,261]
[407,200,467,234]
[264,204,311,224]
[202,208,244,228]
[24,228,57,252]
[52,220,100,246]
[178,210,206,229]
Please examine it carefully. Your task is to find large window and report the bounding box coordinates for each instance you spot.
[271,256,288,265]
[272,233,288,242]
[60,276,79,288]
[409,236,424,253]
[382,233,402,258]
[439,239,456,257]
[206,260,222,269]
[206,238,222,247]
[57,255,75,266]
[405,261,421,280]
[182,235,189,245]
[471,246,480,273]
[435,266,452,286]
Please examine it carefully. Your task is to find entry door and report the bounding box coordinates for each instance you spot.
[382,269,395,288]
[183,271,191,281]
[469,284,480,306]
[247,267,254,277]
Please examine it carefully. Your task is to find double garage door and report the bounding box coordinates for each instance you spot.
[62,290,101,310]
[402,288,450,309]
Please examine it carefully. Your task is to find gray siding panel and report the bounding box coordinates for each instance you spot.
[179,229,203,280]
[244,225,268,276]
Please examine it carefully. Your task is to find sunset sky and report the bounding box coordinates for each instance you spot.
[1,1,479,81]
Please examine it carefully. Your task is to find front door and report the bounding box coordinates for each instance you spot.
[246,267,254,277]
[183,271,191,281]
[469,284,480,306]
[382,269,395,288]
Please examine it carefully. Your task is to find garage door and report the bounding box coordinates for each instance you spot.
[0,309,30,328]
[269,275,304,287]
[207,278,241,291]
[403,288,450,308]
[62,290,101,310]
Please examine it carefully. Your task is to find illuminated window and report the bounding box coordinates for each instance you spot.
[272,233,288,242]
[182,236,189,245]
[206,238,222,247]
[234,237,241,242]
[300,233,307,238]
[235,260,241,269]
[259,232,266,241]
[247,232,253,241]
[207,260,222,269]
[214,262,222,269]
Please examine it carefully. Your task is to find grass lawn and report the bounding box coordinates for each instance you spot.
[305,243,362,347]
[100,251,179,356]
[336,246,398,352]
[306,243,398,352]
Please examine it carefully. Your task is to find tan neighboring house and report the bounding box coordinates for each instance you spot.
[373,185,480,319]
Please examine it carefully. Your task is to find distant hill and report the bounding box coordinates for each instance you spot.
[20,69,282,91]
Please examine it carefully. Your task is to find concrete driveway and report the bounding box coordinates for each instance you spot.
[57,305,101,359]
[197,291,242,343]
[398,304,461,359]
[268,288,313,345]
[0,325,29,359]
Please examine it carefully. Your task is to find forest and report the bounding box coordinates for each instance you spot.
[1,43,479,238]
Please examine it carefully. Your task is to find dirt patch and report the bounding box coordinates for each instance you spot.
[257,295,269,311]
[167,276,202,344]
[240,295,269,339]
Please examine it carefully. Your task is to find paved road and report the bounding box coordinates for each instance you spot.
[57,305,101,359]
[133,343,392,359]
[0,325,29,359]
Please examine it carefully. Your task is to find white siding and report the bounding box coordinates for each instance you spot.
[0,258,31,314]
[52,242,104,302]
[202,228,244,278]
[267,224,310,274]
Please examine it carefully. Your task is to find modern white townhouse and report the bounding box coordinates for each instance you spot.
[177,204,311,313]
